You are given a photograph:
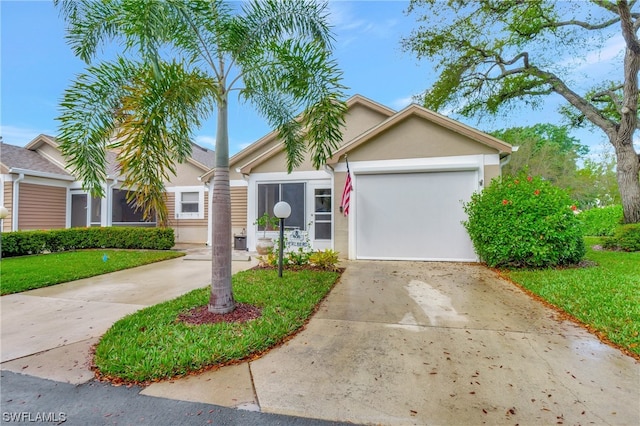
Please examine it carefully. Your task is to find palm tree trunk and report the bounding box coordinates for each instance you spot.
[208,98,235,314]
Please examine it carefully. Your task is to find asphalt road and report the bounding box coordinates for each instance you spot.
[1,371,357,426]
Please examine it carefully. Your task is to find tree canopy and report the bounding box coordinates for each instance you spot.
[403,0,640,222]
[493,124,585,186]
[492,123,618,207]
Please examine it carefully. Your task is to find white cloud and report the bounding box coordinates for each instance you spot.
[329,1,400,46]
[558,34,624,73]
[583,35,625,66]
[195,135,216,149]
[0,125,45,147]
[390,95,416,110]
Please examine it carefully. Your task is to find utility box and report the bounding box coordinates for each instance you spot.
[234,235,247,251]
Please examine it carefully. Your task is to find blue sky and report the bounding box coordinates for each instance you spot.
[0,0,627,158]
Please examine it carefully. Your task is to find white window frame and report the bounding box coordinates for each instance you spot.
[171,187,205,220]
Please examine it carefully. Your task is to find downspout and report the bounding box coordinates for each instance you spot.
[499,146,519,171]
[500,155,511,170]
[106,177,119,227]
[198,171,216,247]
[204,179,212,246]
[12,173,24,231]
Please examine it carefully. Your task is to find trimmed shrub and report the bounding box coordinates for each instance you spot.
[258,248,340,271]
[1,227,175,258]
[463,172,585,268]
[579,205,623,236]
[603,223,640,252]
[309,249,340,271]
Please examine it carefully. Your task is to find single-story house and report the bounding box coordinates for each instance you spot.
[1,134,215,244]
[202,94,513,262]
[2,95,512,260]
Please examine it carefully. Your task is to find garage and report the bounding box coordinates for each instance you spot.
[354,170,479,261]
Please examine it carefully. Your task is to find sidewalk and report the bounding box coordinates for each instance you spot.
[1,249,257,383]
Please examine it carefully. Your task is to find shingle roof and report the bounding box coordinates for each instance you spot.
[190,142,215,168]
[0,142,72,177]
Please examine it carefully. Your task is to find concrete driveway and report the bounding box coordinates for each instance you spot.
[2,258,639,425]
[143,260,639,425]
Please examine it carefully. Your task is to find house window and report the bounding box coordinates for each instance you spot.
[257,182,305,230]
[90,196,102,226]
[174,189,204,219]
[180,192,199,213]
[314,188,332,240]
[112,189,156,225]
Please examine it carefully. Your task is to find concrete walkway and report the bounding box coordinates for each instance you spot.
[2,256,639,425]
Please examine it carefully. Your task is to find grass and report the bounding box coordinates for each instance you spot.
[503,237,640,358]
[94,268,340,383]
[0,250,184,295]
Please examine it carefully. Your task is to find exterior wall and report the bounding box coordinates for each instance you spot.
[35,143,68,169]
[229,137,285,181]
[231,186,248,237]
[166,161,206,187]
[166,192,209,244]
[346,116,497,162]
[18,183,66,230]
[250,150,318,173]
[2,180,13,232]
[484,164,501,184]
[340,102,392,143]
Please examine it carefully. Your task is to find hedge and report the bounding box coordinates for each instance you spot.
[603,223,640,252]
[0,227,175,258]
[579,205,623,237]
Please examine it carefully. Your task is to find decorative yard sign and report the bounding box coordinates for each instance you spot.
[284,229,310,250]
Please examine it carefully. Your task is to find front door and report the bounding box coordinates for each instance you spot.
[71,193,87,227]
[308,183,332,250]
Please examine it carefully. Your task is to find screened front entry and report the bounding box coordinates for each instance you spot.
[70,188,156,228]
[256,181,332,250]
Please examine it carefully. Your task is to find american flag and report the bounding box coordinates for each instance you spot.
[340,160,353,216]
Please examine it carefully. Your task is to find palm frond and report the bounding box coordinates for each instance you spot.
[57,57,138,196]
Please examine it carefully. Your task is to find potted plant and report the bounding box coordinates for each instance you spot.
[254,212,279,255]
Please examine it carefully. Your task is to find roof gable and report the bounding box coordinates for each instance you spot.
[187,142,215,170]
[327,104,512,164]
[12,134,214,180]
[227,94,397,176]
[0,142,72,179]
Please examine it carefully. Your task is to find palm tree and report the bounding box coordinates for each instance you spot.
[54,0,347,313]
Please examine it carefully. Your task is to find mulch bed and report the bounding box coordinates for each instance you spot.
[177,303,262,325]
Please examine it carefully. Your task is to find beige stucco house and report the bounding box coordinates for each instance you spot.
[202,94,512,261]
[1,134,214,244]
[2,95,512,258]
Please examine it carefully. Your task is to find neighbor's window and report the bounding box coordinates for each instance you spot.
[90,195,102,227]
[175,189,204,219]
[181,192,199,213]
[112,189,155,225]
[257,182,305,230]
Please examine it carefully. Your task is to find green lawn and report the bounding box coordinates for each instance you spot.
[94,268,340,382]
[504,239,640,358]
[0,250,184,295]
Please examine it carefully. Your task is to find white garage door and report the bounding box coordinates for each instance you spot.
[355,171,478,261]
